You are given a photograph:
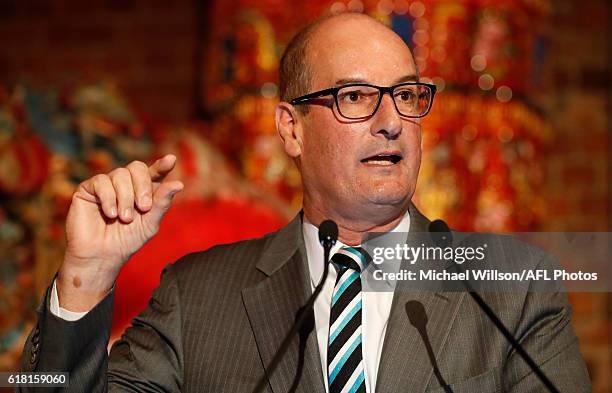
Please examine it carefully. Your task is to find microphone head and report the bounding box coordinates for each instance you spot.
[405,300,428,329]
[318,220,338,247]
[428,219,452,248]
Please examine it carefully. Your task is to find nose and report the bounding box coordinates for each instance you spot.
[370,92,402,140]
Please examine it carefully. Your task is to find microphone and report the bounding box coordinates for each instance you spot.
[428,220,560,393]
[428,219,452,247]
[319,219,339,249]
[252,220,338,393]
[405,301,453,393]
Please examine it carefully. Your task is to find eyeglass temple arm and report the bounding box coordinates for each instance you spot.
[289,87,337,105]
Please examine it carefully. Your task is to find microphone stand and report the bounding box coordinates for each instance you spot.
[405,301,453,393]
[252,220,337,393]
[429,220,560,393]
[466,288,559,393]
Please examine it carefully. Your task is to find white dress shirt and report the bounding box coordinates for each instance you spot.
[51,210,411,392]
[50,279,89,321]
[302,211,410,393]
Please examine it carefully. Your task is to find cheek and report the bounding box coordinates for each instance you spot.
[301,125,335,179]
[302,114,351,167]
[404,126,422,168]
[302,129,333,165]
[311,138,353,181]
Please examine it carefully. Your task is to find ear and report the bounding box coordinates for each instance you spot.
[275,102,303,158]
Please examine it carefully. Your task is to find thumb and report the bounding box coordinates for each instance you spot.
[146,180,184,228]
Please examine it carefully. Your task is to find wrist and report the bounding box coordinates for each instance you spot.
[57,258,118,312]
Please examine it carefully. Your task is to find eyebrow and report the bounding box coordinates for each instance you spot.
[393,74,419,83]
[334,77,368,86]
[334,74,419,86]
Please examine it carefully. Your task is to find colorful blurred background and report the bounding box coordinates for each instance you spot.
[0,0,609,391]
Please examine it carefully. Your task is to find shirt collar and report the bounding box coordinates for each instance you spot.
[302,210,411,288]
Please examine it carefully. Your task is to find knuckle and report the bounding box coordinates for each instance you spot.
[91,174,108,188]
[110,167,130,179]
[127,160,147,171]
[77,179,88,191]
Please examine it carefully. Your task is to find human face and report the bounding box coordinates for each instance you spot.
[297,16,422,225]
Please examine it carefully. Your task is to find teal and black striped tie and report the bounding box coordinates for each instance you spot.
[327,247,368,393]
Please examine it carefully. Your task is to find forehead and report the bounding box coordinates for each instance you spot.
[307,16,417,89]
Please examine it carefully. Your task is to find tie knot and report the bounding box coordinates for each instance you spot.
[331,247,369,273]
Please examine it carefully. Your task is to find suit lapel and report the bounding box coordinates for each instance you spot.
[375,204,466,393]
[242,214,326,393]
[375,291,466,393]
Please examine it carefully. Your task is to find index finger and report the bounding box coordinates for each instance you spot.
[148,154,177,182]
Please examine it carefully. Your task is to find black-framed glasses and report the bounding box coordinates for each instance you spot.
[290,82,437,119]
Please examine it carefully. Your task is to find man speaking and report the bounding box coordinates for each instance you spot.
[21,12,590,392]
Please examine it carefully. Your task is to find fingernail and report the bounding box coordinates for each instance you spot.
[110,206,117,217]
[124,208,132,220]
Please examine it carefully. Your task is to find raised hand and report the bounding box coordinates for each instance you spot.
[57,154,183,311]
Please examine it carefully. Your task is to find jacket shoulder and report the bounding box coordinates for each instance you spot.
[167,229,279,282]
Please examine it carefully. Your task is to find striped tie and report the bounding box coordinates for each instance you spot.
[327,247,368,393]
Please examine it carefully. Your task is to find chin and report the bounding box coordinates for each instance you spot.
[363,187,411,207]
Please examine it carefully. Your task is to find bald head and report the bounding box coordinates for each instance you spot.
[279,12,416,105]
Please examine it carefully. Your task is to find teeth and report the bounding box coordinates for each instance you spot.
[364,159,394,166]
[362,154,401,165]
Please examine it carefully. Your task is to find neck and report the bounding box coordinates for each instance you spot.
[303,203,408,246]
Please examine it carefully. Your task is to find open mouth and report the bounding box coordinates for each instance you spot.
[360,153,402,166]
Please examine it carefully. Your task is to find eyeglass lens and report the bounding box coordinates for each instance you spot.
[336,84,432,119]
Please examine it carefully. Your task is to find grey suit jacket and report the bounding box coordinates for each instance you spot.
[21,204,591,392]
